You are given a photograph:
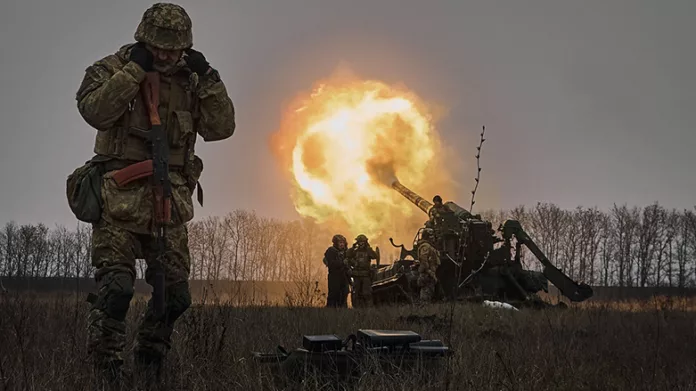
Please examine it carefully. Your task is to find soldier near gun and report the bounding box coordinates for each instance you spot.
[323,234,350,308]
[417,229,440,302]
[345,234,379,308]
[428,195,451,227]
[74,3,235,381]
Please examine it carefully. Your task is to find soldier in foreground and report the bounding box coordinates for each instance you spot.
[345,234,379,308]
[73,3,235,383]
[417,229,440,302]
[323,234,349,307]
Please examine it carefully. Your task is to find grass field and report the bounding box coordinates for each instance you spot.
[1,291,695,391]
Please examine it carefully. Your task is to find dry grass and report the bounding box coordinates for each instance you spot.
[580,295,696,313]
[1,290,695,391]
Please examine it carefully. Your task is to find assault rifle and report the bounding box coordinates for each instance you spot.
[252,329,451,383]
[111,72,170,316]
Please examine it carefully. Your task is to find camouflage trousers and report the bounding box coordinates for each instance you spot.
[418,274,437,302]
[351,275,373,308]
[87,219,192,370]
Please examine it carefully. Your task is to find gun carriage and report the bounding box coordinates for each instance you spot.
[370,180,593,307]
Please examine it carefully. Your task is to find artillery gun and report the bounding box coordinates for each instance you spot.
[369,180,593,307]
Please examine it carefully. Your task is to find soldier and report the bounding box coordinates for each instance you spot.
[428,195,451,226]
[323,234,349,308]
[74,3,235,383]
[417,229,440,302]
[345,234,379,308]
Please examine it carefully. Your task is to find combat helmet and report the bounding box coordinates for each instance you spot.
[134,3,193,50]
[332,234,347,246]
[355,234,368,243]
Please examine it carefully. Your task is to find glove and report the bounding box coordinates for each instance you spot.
[184,48,210,76]
[129,42,153,72]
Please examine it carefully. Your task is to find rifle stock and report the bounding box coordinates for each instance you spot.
[142,72,161,126]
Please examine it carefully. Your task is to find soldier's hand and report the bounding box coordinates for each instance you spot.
[129,42,153,72]
[184,48,210,76]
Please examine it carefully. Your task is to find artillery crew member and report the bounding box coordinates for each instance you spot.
[417,229,440,302]
[345,234,380,308]
[72,3,235,384]
[428,195,451,227]
[323,234,350,308]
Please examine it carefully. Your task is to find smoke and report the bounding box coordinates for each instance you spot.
[366,159,398,187]
[268,67,463,255]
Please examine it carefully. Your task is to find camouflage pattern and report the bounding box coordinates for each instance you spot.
[76,43,235,235]
[417,240,440,302]
[100,169,194,235]
[76,8,235,375]
[134,3,193,50]
[346,239,379,308]
[87,220,191,366]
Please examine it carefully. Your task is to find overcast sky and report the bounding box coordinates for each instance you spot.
[1,0,694,227]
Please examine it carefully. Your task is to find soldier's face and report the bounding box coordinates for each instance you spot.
[338,241,346,250]
[146,44,183,72]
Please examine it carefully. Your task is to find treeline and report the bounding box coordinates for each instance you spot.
[186,210,331,282]
[0,211,333,284]
[1,202,695,288]
[0,223,93,280]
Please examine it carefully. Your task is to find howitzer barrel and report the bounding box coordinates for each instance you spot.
[391,180,432,215]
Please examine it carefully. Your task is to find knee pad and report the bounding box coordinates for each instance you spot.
[99,272,134,321]
[167,282,191,321]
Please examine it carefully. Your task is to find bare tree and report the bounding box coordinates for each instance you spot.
[635,203,665,287]
[2,202,696,291]
[599,213,614,285]
[611,204,640,287]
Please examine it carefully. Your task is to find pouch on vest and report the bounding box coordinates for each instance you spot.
[66,159,105,223]
[172,108,203,206]
[184,154,204,206]
[170,171,195,225]
[170,110,194,148]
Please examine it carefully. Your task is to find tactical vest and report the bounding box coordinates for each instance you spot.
[351,248,373,277]
[93,69,199,170]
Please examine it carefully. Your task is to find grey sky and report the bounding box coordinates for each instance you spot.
[1,0,694,227]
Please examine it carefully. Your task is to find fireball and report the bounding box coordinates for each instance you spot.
[270,73,451,241]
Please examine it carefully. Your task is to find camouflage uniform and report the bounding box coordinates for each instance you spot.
[417,232,440,302]
[323,234,349,308]
[345,235,379,308]
[75,3,235,377]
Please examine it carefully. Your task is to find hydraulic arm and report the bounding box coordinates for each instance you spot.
[500,220,593,302]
